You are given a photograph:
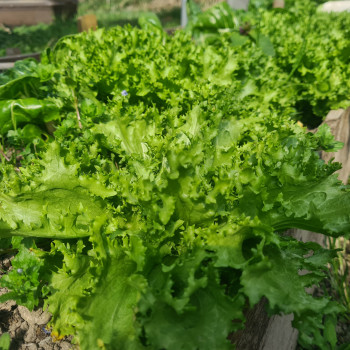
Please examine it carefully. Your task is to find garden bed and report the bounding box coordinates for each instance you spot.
[1,1,350,349]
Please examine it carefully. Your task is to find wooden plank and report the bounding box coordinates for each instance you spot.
[230,297,298,350]
[181,0,188,28]
[0,1,61,7]
[259,314,298,350]
[0,1,78,7]
[77,14,98,33]
[6,48,21,56]
[0,1,77,26]
[227,0,250,10]
[0,62,15,70]
[273,0,285,9]
[0,53,40,63]
[320,1,350,13]
[321,108,350,184]
[0,6,54,26]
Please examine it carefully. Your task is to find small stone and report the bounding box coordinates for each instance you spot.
[38,337,54,350]
[18,306,51,326]
[8,310,23,336]
[58,341,72,350]
[24,325,37,343]
[2,258,11,269]
[0,298,16,311]
[24,343,38,350]
[17,306,33,324]
[20,321,29,332]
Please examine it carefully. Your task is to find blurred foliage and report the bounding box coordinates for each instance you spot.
[0,20,77,57]
[0,0,183,57]
[327,237,350,322]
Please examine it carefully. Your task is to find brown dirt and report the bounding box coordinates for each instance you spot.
[0,257,74,350]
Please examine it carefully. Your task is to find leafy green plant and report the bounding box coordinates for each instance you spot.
[327,237,350,322]
[186,1,350,126]
[0,23,349,349]
[0,20,77,57]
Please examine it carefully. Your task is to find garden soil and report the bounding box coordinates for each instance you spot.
[0,257,74,350]
[1,247,349,349]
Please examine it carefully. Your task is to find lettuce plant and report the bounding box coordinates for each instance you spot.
[0,24,349,350]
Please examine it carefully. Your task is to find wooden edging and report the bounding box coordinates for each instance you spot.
[0,52,40,64]
[0,62,15,70]
[232,107,350,350]
[0,0,77,27]
[231,296,298,350]
[0,53,41,72]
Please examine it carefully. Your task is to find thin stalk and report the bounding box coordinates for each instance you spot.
[72,90,82,129]
[0,147,10,162]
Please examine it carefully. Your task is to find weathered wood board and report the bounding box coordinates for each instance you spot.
[0,52,40,71]
[321,108,350,184]
[0,53,40,63]
[0,62,15,71]
[0,0,77,27]
[227,0,250,10]
[231,297,298,350]
[231,108,350,349]
[320,1,350,13]
[273,0,285,9]
[77,14,98,33]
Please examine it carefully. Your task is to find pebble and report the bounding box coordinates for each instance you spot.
[0,298,16,311]
[18,306,51,326]
[8,310,23,336]
[38,337,54,350]
[24,325,37,343]
[2,258,11,269]
[58,342,72,350]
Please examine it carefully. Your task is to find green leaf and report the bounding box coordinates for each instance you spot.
[77,252,144,350]
[0,333,10,350]
[189,2,238,31]
[323,314,337,349]
[187,0,202,18]
[314,124,344,152]
[264,176,350,237]
[257,34,275,57]
[0,189,108,239]
[92,119,155,158]
[231,32,249,47]
[0,76,41,100]
[46,218,146,349]
[0,238,43,310]
[241,238,343,349]
[0,99,59,135]
[139,249,245,350]
[138,13,163,32]
[0,21,350,350]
